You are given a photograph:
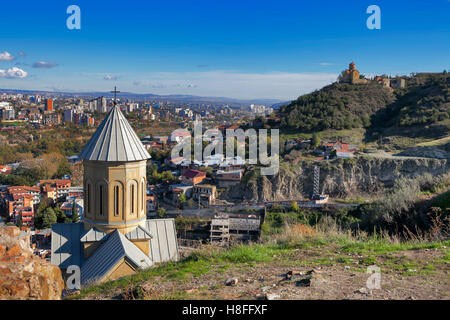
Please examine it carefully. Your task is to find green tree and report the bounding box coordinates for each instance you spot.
[311,133,321,149]
[178,193,186,203]
[53,158,72,178]
[37,200,49,214]
[71,200,80,223]
[55,207,70,224]
[157,207,166,218]
[290,201,299,212]
[16,214,23,229]
[35,207,57,229]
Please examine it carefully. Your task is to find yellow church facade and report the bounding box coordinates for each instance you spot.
[51,102,178,286]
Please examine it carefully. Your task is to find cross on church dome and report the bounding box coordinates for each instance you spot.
[79,88,151,162]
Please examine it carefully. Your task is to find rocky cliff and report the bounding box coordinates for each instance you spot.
[0,226,65,300]
[221,156,449,202]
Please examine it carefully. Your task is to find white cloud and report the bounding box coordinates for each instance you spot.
[0,67,28,78]
[0,51,15,61]
[104,74,117,80]
[32,61,58,68]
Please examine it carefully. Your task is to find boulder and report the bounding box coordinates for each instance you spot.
[0,226,65,300]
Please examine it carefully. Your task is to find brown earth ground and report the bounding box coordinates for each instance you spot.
[74,244,449,300]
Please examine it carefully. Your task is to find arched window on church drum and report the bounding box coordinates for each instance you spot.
[129,180,138,216]
[99,185,104,216]
[86,183,91,215]
[141,179,145,214]
[96,181,107,217]
[114,185,119,216]
[111,181,123,218]
[131,185,135,214]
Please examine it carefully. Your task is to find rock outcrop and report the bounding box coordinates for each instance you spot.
[396,146,449,159]
[221,156,449,202]
[0,226,65,300]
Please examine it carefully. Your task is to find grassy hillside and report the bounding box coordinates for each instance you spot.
[71,226,449,300]
[280,82,395,132]
[384,73,449,127]
[71,175,450,300]
[279,72,450,143]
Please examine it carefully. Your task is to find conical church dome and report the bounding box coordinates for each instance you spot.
[80,105,151,162]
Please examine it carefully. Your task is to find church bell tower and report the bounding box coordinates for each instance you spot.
[79,88,151,234]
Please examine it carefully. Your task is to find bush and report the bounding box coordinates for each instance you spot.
[157,208,166,218]
[357,173,450,234]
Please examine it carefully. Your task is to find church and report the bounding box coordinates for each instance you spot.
[51,96,178,286]
[339,62,368,84]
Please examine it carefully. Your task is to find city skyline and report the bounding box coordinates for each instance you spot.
[0,0,449,99]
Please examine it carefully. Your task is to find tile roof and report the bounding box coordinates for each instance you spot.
[182,169,206,179]
[79,105,151,162]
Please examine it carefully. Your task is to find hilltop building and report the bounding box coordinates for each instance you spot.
[339,62,368,84]
[375,76,406,89]
[51,100,178,286]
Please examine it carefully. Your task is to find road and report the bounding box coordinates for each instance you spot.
[165,200,360,218]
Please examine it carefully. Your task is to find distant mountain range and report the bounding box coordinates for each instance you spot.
[0,88,288,108]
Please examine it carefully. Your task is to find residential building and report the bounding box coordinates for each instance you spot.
[2,186,40,227]
[0,165,13,175]
[60,198,84,219]
[181,169,206,185]
[193,184,216,206]
[216,169,243,187]
[43,113,61,126]
[39,179,71,200]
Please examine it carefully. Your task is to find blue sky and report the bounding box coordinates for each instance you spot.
[0,0,449,99]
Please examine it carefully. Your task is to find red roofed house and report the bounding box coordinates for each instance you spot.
[39,179,71,200]
[181,169,206,185]
[3,186,40,227]
[325,142,356,158]
[0,165,13,175]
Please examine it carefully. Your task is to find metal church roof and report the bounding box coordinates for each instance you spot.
[80,227,109,242]
[145,219,179,263]
[125,225,152,240]
[81,230,152,286]
[51,223,84,268]
[79,105,151,162]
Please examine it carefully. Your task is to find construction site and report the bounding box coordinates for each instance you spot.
[174,165,330,248]
[173,207,265,248]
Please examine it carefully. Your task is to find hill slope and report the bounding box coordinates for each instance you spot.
[280,82,395,132]
[279,73,450,139]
